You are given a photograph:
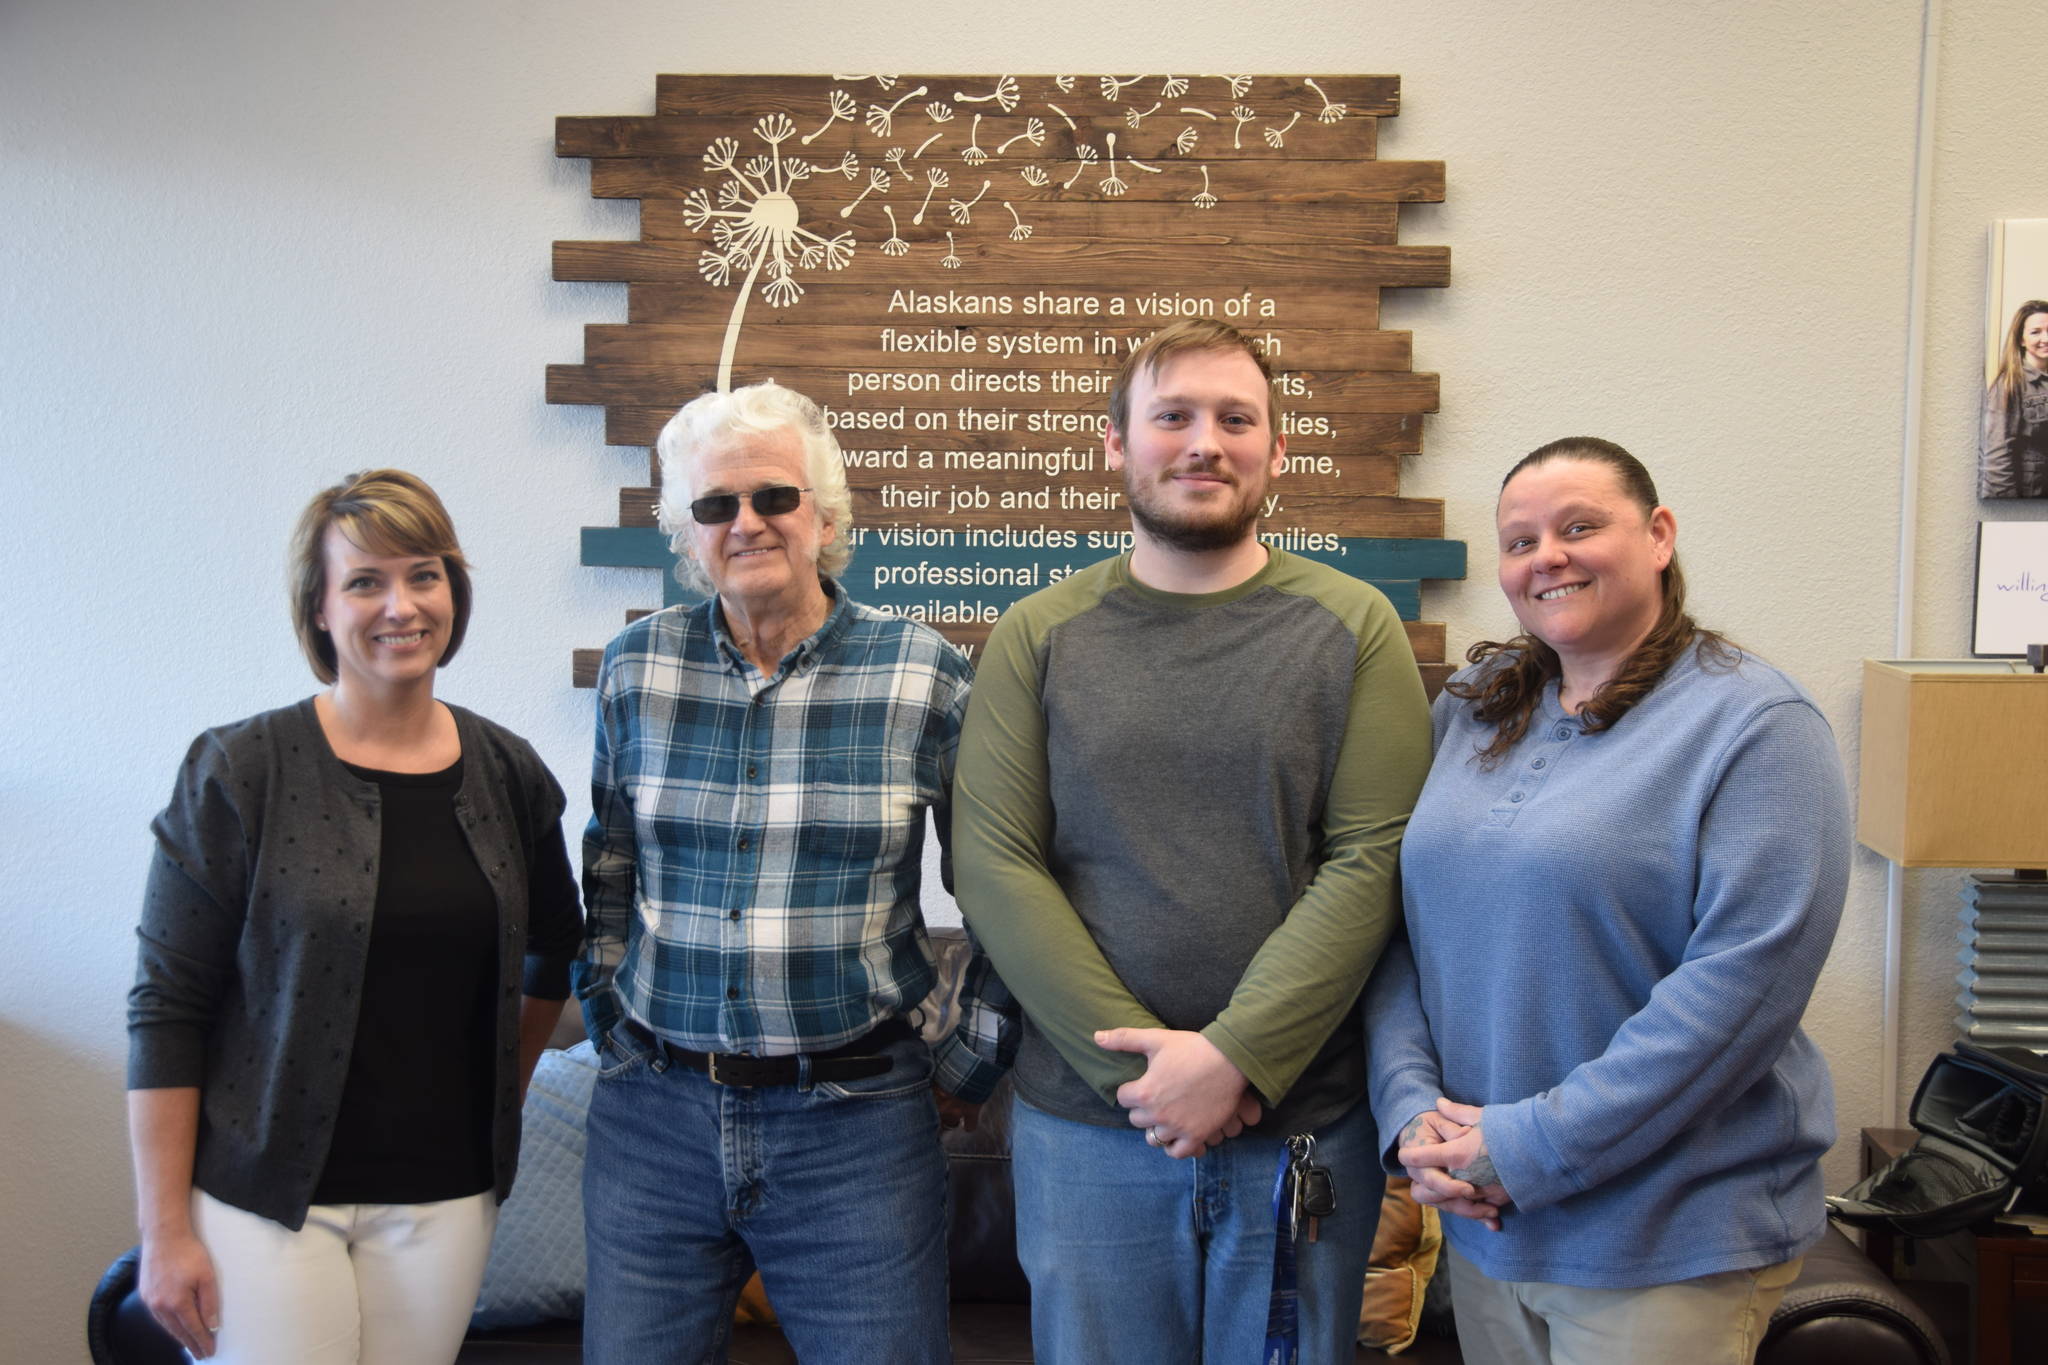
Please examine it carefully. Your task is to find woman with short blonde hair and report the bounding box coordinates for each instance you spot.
[127,469,580,1363]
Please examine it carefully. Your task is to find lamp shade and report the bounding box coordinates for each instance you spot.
[1855,659,2048,869]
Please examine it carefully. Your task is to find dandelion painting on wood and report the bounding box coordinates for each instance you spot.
[549,73,1451,688]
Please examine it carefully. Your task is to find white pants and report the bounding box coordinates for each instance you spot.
[1445,1243,1803,1365]
[190,1188,496,1365]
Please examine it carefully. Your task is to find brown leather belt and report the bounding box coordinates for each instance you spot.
[634,1017,912,1087]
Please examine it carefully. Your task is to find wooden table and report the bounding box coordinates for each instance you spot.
[1861,1126,2048,1365]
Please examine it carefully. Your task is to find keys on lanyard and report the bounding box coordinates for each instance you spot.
[1286,1133,1338,1244]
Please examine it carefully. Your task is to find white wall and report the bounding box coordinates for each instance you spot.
[2,1,2034,1358]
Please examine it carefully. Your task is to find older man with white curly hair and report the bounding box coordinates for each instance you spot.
[575,380,1013,1364]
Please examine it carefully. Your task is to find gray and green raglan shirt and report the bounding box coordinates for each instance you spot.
[954,549,1432,1132]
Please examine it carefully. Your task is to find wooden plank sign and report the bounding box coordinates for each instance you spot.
[550,73,1458,689]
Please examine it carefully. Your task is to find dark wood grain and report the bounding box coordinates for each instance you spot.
[574,322,1414,373]
[624,280,1384,330]
[559,112,1377,163]
[554,238,1449,291]
[637,198,1399,247]
[647,75,1401,120]
[604,401,1427,452]
[588,156,1444,203]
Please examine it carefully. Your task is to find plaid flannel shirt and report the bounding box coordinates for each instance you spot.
[574,584,1015,1102]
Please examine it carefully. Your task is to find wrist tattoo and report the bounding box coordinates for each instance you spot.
[1399,1113,1428,1147]
[1450,1150,1500,1189]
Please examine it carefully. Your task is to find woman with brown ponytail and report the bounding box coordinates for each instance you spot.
[1362,439,1851,1364]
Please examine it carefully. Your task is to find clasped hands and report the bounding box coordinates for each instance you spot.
[1397,1097,1510,1231]
[1097,1027,1260,1159]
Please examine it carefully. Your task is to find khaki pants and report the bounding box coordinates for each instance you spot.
[1444,1242,1803,1365]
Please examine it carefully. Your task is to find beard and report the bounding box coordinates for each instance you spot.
[1124,464,1264,553]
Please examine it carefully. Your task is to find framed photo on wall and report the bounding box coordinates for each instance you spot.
[1972,521,2048,656]
[1980,220,2048,499]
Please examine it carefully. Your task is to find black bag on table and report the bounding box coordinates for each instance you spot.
[1827,1042,2048,1238]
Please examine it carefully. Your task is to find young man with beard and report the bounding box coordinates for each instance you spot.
[955,319,1433,1363]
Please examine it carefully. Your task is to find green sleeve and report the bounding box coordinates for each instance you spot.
[953,593,1163,1106]
[1201,588,1433,1106]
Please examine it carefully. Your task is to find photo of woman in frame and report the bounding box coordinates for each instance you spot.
[1980,298,2048,499]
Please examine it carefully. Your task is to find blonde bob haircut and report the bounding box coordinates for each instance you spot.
[654,381,855,596]
[288,469,473,684]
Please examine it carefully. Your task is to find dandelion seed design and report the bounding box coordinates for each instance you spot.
[1060,145,1098,189]
[839,166,890,218]
[953,76,1021,112]
[864,85,929,137]
[880,205,908,256]
[619,75,1362,387]
[1263,112,1301,149]
[912,167,949,225]
[949,179,990,225]
[682,112,854,388]
[800,90,856,146]
[813,151,859,180]
[1303,77,1347,122]
[1098,132,1128,196]
[1230,105,1257,149]
[995,119,1046,156]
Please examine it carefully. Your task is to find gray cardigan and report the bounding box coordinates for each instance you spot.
[127,698,581,1230]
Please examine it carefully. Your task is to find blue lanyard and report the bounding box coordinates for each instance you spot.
[1263,1145,1298,1365]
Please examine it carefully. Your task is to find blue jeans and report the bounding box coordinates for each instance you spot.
[1012,1094,1380,1365]
[581,1024,951,1365]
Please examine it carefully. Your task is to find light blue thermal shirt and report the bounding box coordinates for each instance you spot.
[1364,643,1850,1288]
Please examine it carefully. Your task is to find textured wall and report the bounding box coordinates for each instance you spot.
[2,1,2014,1358]
[1898,1,2048,1093]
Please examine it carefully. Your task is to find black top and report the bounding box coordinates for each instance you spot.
[314,756,497,1204]
[130,699,581,1230]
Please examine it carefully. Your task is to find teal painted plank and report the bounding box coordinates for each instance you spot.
[582,526,671,567]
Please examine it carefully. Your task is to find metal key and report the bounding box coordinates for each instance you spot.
[1285,1134,1335,1243]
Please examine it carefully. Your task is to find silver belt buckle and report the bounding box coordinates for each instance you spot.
[705,1053,729,1085]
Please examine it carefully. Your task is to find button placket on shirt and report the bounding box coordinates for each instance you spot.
[724,662,780,1025]
[1485,719,1578,826]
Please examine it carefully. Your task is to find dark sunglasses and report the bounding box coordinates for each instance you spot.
[688,485,813,525]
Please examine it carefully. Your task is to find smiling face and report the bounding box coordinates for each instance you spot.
[1496,457,1676,691]
[2024,312,2048,371]
[315,525,454,696]
[1105,347,1286,555]
[688,424,834,615]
